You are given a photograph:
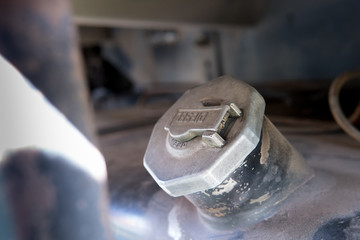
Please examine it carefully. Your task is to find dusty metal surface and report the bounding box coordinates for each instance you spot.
[102,118,360,239]
[100,126,160,239]
[95,81,356,240]
[142,76,314,232]
[98,77,360,239]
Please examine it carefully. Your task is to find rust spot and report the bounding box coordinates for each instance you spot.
[204,205,230,217]
[260,127,270,164]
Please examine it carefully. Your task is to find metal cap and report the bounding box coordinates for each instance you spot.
[144,76,265,197]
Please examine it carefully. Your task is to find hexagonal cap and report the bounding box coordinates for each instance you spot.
[143,76,265,197]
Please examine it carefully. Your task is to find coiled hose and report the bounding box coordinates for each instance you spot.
[329,71,360,143]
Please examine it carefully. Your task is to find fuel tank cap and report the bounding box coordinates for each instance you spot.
[144,76,265,197]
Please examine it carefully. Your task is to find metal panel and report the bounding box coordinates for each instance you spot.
[72,0,270,28]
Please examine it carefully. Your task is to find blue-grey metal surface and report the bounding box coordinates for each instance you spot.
[104,119,360,239]
[223,0,360,82]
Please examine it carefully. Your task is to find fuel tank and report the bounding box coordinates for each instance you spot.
[107,76,360,240]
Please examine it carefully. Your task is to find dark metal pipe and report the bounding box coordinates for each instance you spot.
[0,0,96,142]
[0,56,112,240]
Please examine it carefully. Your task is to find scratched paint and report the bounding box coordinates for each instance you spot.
[250,192,270,205]
[211,178,237,195]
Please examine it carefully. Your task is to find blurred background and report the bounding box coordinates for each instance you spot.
[1,0,360,136]
[72,0,360,133]
[1,0,360,239]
